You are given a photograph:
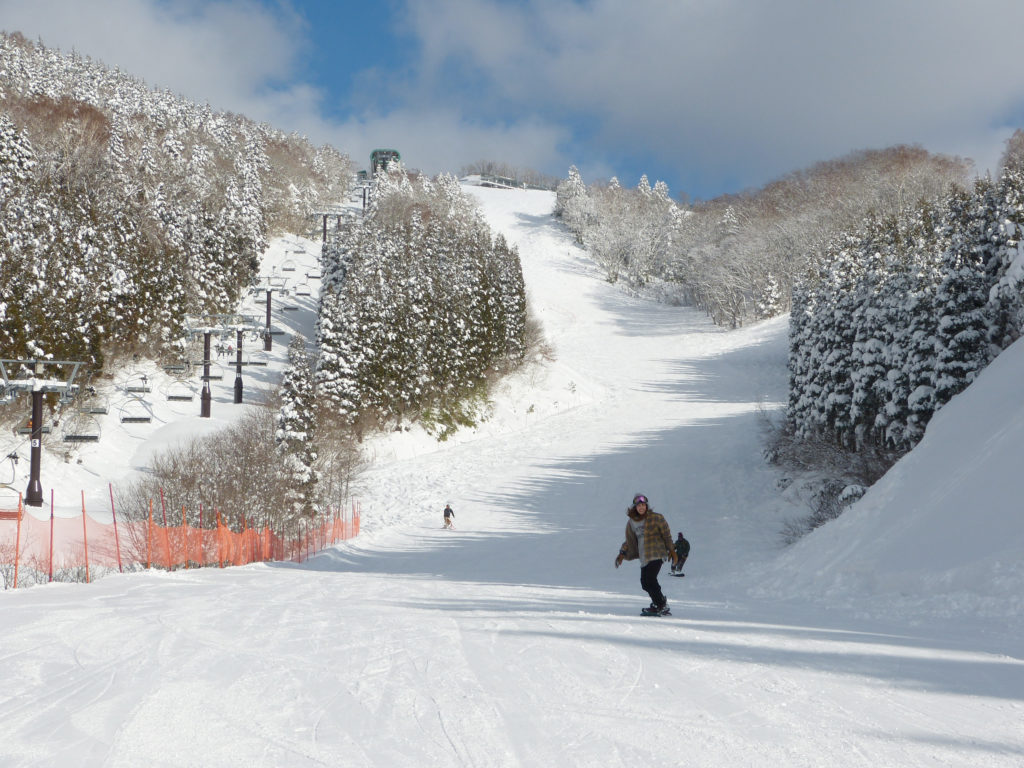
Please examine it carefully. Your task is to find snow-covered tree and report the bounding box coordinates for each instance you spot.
[932,180,994,406]
[276,334,318,518]
[0,31,353,365]
[316,170,527,429]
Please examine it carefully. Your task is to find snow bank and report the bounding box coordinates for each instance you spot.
[759,333,1024,625]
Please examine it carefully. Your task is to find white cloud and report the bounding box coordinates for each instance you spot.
[7,0,1024,195]
[0,0,577,181]
[0,0,317,124]
[399,0,1024,190]
[328,108,571,178]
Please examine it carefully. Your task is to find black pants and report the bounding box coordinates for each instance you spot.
[640,559,666,607]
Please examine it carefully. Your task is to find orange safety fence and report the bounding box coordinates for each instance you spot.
[0,489,360,590]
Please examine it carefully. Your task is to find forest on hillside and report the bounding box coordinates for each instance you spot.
[0,31,353,370]
[1,33,531,530]
[556,138,1024,533]
[555,147,970,328]
[316,168,529,438]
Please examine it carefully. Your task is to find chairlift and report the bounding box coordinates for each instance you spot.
[118,399,152,424]
[83,394,110,415]
[124,374,151,394]
[61,412,101,443]
[120,383,153,423]
[17,423,51,435]
[163,379,196,402]
[214,340,235,358]
[58,384,81,406]
[281,259,298,273]
[240,351,269,367]
[190,359,225,381]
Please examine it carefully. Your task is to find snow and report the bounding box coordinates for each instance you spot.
[1,186,1022,767]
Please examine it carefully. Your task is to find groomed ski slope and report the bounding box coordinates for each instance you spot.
[1,186,1022,767]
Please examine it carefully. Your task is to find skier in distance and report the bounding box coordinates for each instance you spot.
[671,532,690,576]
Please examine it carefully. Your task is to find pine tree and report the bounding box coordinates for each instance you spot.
[315,168,527,429]
[849,215,901,448]
[933,180,994,407]
[277,333,318,518]
[985,145,1024,350]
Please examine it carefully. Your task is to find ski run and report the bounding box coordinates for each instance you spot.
[1,184,1022,767]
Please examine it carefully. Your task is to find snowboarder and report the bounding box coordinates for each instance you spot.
[614,493,678,615]
[671,532,690,576]
[443,503,455,529]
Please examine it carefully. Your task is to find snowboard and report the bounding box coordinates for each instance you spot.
[670,572,685,577]
[640,606,671,617]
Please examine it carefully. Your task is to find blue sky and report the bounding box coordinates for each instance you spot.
[5,0,1024,200]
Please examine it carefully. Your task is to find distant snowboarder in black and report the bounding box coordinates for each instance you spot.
[443,504,455,529]
[671,532,690,576]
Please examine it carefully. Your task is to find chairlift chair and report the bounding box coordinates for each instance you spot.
[118,399,152,424]
[163,379,196,402]
[75,385,109,414]
[189,358,225,381]
[124,374,151,394]
[241,351,269,367]
[83,394,110,415]
[119,385,153,423]
[61,412,101,443]
[17,423,51,435]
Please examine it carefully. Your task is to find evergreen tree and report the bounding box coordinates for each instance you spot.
[0,32,353,364]
[315,170,528,429]
[985,147,1024,350]
[849,214,908,448]
[932,180,993,407]
[277,333,317,518]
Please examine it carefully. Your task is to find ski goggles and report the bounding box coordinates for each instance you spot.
[633,495,648,505]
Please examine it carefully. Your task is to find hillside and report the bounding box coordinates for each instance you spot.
[0,186,1021,767]
[759,329,1024,623]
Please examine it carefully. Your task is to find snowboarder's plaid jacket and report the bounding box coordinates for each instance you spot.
[619,510,674,564]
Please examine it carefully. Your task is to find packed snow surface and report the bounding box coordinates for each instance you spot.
[1,186,1022,767]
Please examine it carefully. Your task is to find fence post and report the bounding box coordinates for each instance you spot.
[216,509,224,568]
[108,483,123,573]
[13,494,23,589]
[199,502,204,566]
[182,505,189,569]
[48,490,54,582]
[159,488,171,570]
[81,491,91,584]
[147,499,153,569]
